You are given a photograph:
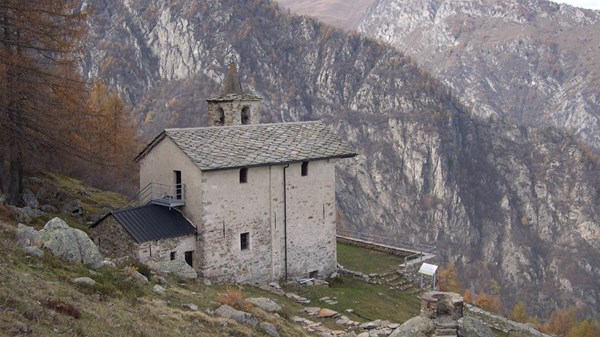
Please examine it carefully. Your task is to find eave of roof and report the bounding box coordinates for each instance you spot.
[91,204,196,243]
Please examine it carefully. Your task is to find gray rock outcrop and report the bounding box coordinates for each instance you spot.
[215,304,258,327]
[389,316,435,337]
[23,246,44,258]
[458,317,495,337]
[16,224,41,248]
[258,322,279,337]
[124,267,149,284]
[246,297,282,312]
[39,217,103,268]
[21,189,39,209]
[61,199,84,217]
[72,277,97,287]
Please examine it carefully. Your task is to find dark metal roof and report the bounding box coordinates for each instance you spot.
[135,121,357,170]
[93,204,196,243]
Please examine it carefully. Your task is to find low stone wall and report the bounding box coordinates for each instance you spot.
[336,236,414,258]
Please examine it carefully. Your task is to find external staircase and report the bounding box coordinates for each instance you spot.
[435,315,459,337]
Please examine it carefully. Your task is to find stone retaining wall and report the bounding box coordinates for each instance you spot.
[336,236,414,258]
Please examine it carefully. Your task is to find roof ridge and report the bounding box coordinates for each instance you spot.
[165,120,323,132]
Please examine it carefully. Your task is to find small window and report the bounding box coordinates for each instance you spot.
[216,108,225,126]
[240,232,250,251]
[241,107,250,125]
[170,251,176,260]
[301,161,309,176]
[240,168,248,183]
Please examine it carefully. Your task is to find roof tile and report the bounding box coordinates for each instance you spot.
[164,121,356,171]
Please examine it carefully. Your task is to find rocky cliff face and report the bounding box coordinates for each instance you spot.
[81,0,600,317]
[356,0,600,148]
[280,0,600,149]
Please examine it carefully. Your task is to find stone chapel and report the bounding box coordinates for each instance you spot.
[92,63,356,284]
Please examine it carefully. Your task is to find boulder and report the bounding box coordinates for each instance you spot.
[20,206,44,219]
[153,284,166,293]
[39,217,103,268]
[246,297,282,312]
[182,303,198,311]
[318,308,339,318]
[72,277,97,286]
[23,246,44,258]
[258,322,280,337]
[389,316,435,337]
[8,206,32,224]
[215,304,258,327]
[458,317,494,337]
[21,189,39,209]
[62,199,84,217]
[147,259,197,279]
[40,204,58,213]
[124,267,149,284]
[16,224,41,248]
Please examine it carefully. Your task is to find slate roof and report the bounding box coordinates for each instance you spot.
[205,93,262,102]
[136,121,357,171]
[92,204,196,243]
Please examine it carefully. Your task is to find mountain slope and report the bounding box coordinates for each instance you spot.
[278,0,374,29]
[80,0,600,317]
[280,0,600,148]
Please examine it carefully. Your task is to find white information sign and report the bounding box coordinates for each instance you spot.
[418,263,438,276]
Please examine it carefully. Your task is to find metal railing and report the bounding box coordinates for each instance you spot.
[125,182,186,209]
[336,228,437,272]
[336,229,436,253]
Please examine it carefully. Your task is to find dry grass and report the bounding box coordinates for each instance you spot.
[217,287,253,311]
[0,221,310,337]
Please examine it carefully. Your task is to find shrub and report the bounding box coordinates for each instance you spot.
[217,287,252,311]
[475,293,503,314]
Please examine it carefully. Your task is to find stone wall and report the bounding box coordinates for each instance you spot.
[137,235,196,265]
[92,215,196,267]
[336,236,413,257]
[200,159,337,284]
[139,136,203,270]
[91,216,137,259]
[207,99,261,126]
[285,159,337,280]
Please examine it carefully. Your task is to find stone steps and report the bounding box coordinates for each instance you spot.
[436,328,458,335]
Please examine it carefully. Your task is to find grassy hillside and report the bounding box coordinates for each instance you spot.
[0,220,425,336]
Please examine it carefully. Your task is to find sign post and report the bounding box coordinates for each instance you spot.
[418,263,438,290]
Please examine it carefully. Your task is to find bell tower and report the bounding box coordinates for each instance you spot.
[206,63,262,126]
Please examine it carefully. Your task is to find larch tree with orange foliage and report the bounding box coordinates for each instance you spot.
[81,81,141,193]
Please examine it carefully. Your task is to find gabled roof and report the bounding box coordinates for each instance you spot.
[92,204,196,243]
[135,121,357,171]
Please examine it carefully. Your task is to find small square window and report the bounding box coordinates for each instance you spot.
[240,168,248,183]
[240,232,250,251]
[170,251,176,260]
[301,161,309,176]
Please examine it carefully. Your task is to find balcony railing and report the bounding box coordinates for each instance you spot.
[125,182,185,209]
